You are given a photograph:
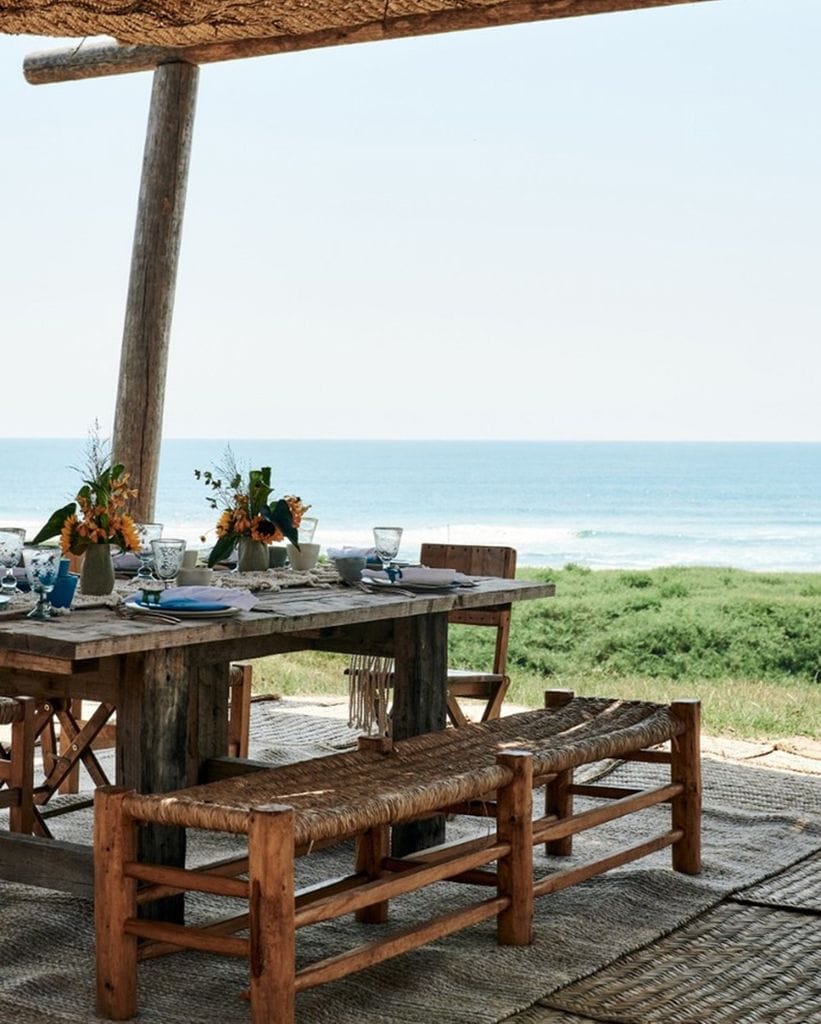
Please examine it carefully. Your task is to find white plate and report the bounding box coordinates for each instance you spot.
[131,601,241,619]
[0,596,9,607]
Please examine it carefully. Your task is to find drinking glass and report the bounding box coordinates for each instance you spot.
[135,523,163,579]
[0,530,25,593]
[373,527,403,575]
[22,545,61,619]
[298,516,318,544]
[150,538,186,588]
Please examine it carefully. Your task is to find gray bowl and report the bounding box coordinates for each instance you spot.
[332,555,366,584]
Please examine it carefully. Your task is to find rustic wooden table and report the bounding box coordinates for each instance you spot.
[0,577,554,905]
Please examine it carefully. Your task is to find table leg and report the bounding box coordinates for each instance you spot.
[390,611,448,855]
[116,649,230,921]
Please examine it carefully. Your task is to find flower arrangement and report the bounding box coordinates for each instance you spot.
[196,448,309,568]
[32,429,140,556]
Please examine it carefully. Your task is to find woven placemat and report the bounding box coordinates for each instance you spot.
[732,851,821,913]
[537,902,821,1024]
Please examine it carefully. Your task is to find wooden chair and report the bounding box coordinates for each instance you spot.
[54,662,254,796]
[0,696,36,834]
[348,544,517,730]
[422,543,517,727]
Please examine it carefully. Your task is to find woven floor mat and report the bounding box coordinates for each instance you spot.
[530,902,821,1024]
[732,850,821,913]
[0,700,819,1024]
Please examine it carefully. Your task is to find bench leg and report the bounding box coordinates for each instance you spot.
[355,825,390,924]
[95,787,138,1021]
[248,805,296,1024]
[544,689,574,856]
[670,699,701,875]
[496,750,534,946]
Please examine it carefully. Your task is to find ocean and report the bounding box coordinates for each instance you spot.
[1,440,819,572]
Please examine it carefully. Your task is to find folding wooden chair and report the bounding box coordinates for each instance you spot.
[421,543,517,727]
[57,662,254,795]
[0,696,36,834]
[347,544,517,730]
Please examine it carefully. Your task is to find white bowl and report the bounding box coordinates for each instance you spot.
[286,542,320,571]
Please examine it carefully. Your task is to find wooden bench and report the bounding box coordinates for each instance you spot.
[94,693,701,1023]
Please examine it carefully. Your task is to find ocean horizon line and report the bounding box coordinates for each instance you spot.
[2,437,821,446]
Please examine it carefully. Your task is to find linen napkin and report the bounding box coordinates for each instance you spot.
[127,586,258,610]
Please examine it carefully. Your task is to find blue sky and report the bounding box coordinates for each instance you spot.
[1,0,819,441]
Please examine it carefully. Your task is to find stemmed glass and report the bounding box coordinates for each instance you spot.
[150,538,186,588]
[135,523,163,579]
[373,527,403,579]
[0,530,25,593]
[22,546,62,620]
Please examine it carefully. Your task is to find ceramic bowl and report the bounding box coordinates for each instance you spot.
[286,543,320,571]
[332,555,366,584]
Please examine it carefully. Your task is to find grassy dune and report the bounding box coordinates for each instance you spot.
[253,565,821,740]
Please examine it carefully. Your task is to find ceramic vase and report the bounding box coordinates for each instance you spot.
[80,543,115,595]
[237,537,269,573]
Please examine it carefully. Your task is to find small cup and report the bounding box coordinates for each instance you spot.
[177,567,214,587]
[298,517,318,544]
[182,549,199,569]
[50,571,79,609]
[286,542,320,571]
[332,555,366,585]
[268,546,288,569]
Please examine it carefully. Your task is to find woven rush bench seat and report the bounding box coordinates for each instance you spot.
[94,693,701,1024]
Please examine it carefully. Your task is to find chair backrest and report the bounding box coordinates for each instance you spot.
[419,544,517,675]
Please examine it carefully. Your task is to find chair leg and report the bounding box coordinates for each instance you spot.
[480,675,510,722]
[228,663,253,758]
[8,697,36,834]
[58,698,81,794]
[446,692,470,728]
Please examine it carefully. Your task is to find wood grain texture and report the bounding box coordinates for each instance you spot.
[112,61,199,521]
[17,1,716,82]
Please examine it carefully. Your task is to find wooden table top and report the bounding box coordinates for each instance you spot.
[0,577,555,665]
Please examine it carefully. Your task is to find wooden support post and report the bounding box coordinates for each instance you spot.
[95,787,138,1021]
[248,805,296,1024]
[670,699,701,875]
[544,689,574,857]
[495,750,533,946]
[112,61,199,521]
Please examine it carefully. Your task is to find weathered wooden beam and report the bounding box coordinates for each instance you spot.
[22,0,716,86]
[111,61,198,521]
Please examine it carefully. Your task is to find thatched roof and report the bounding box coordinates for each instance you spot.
[2,1,713,51]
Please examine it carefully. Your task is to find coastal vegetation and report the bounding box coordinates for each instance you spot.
[254,565,821,740]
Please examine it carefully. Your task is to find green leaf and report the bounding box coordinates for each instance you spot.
[207,533,237,568]
[267,499,299,547]
[30,503,76,545]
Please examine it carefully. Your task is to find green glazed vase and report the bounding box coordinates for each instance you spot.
[80,542,115,595]
[237,537,268,573]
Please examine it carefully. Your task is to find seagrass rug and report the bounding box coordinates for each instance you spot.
[0,698,818,1024]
